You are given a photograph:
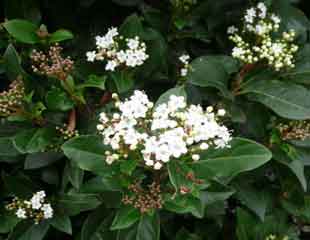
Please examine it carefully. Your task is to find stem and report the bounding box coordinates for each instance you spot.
[100,91,112,106]
[67,108,76,132]
[232,63,256,95]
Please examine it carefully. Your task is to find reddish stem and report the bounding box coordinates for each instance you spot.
[67,108,76,132]
[239,63,256,79]
[100,91,112,105]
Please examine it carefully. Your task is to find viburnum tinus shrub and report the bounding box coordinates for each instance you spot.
[1,0,310,239]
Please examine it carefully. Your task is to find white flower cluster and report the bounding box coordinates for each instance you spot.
[6,191,53,224]
[97,91,231,170]
[86,27,149,71]
[228,2,298,71]
[179,54,190,77]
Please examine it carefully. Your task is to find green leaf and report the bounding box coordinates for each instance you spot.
[136,213,160,240]
[208,55,240,74]
[81,176,122,193]
[49,29,74,43]
[57,193,101,216]
[3,44,25,80]
[155,86,187,107]
[273,148,307,191]
[13,128,55,154]
[120,159,138,175]
[50,215,72,235]
[191,138,272,182]
[24,152,63,169]
[111,71,134,94]
[164,195,204,218]
[0,212,20,234]
[0,137,20,157]
[46,88,75,111]
[235,184,271,221]
[81,206,106,240]
[3,19,39,44]
[9,222,50,240]
[120,14,143,38]
[62,135,110,176]
[111,206,141,230]
[68,161,84,189]
[242,80,310,120]
[167,160,204,198]
[78,75,106,90]
[187,56,230,97]
[81,206,116,240]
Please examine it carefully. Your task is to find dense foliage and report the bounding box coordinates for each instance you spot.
[1,0,310,239]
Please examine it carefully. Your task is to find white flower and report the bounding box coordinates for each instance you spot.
[106,27,119,38]
[30,194,43,210]
[127,37,140,50]
[232,47,245,58]
[245,8,256,23]
[168,95,186,112]
[200,142,209,150]
[217,109,226,116]
[155,144,170,162]
[179,54,190,64]
[228,3,298,71]
[86,51,97,62]
[41,203,53,219]
[16,208,27,219]
[192,154,200,161]
[227,26,238,34]
[154,161,163,170]
[257,2,267,18]
[97,92,231,170]
[181,68,188,76]
[105,60,118,71]
[87,27,148,71]
[271,14,281,24]
[255,24,267,35]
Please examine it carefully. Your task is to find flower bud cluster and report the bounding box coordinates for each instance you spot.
[0,79,24,117]
[45,124,79,152]
[6,191,53,224]
[56,124,79,141]
[86,27,148,71]
[179,54,190,77]
[122,181,162,213]
[228,2,298,71]
[277,120,310,141]
[97,90,231,170]
[31,43,74,80]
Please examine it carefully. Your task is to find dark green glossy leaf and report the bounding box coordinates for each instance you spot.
[13,128,56,154]
[191,138,272,182]
[46,88,75,111]
[24,152,63,169]
[3,19,39,44]
[50,215,72,235]
[49,29,74,43]
[242,80,310,120]
[62,135,110,176]
[57,193,101,216]
[187,56,230,96]
[111,206,141,230]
